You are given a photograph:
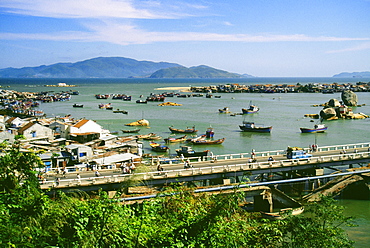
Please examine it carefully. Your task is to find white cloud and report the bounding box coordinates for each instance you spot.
[0,0,173,19]
[1,23,368,45]
[326,42,370,53]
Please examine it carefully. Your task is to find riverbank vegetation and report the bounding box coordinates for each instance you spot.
[0,144,356,247]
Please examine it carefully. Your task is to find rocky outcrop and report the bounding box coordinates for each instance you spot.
[341,90,358,106]
[320,108,337,120]
[328,98,341,107]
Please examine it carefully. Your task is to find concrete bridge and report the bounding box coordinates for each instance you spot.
[41,142,370,192]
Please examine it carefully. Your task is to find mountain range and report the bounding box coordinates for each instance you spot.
[332,71,370,78]
[0,56,367,78]
[0,57,252,79]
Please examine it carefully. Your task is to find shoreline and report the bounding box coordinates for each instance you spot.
[154,86,191,92]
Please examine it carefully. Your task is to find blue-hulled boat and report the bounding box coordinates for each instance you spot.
[239,121,272,133]
[300,124,327,133]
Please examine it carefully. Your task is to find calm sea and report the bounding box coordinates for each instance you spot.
[1,77,370,246]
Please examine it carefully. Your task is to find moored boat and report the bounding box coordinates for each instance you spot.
[150,142,169,152]
[219,107,230,113]
[113,109,128,114]
[175,146,209,158]
[121,129,140,133]
[242,101,259,114]
[190,137,225,145]
[260,207,304,220]
[72,103,83,108]
[164,135,187,143]
[138,133,161,140]
[239,121,272,133]
[169,126,198,134]
[300,123,327,133]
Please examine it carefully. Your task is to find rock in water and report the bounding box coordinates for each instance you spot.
[341,90,358,106]
[320,108,337,120]
[328,98,341,107]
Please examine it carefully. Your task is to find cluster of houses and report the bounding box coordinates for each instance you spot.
[0,114,142,173]
[190,82,370,94]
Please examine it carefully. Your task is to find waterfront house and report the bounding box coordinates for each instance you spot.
[0,130,15,143]
[49,120,72,139]
[64,144,93,164]
[69,119,110,143]
[17,121,54,142]
[5,116,26,128]
[38,151,72,171]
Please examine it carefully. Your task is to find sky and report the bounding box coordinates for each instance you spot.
[0,0,369,77]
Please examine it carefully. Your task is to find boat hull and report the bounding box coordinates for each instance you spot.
[190,138,225,145]
[176,150,209,157]
[169,126,198,134]
[241,109,259,114]
[239,126,272,133]
[300,127,327,133]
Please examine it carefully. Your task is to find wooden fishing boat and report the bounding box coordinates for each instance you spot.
[300,124,327,133]
[239,121,272,133]
[190,138,225,145]
[95,94,110,99]
[150,142,169,152]
[138,133,161,140]
[164,135,187,143]
[260,207,304,220]
[98,103,112,109]
[175,146,209,158]
[219,107,230,113]
[72,104,83,108]
[121,129,140,133]
[242,101,259,114]
[169,126,198,134]
[113,109,128,114]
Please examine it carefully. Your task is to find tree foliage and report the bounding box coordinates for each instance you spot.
[0,147,355,247]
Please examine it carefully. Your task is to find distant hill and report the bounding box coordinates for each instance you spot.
[333,71,370,78]
[149,65,242,78]
[0,57,181,78]
[0,57,254,79]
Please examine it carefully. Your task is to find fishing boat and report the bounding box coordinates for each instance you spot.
[164,135,187,143]
[95,94,110,99]
[136,100,147,104]
[242,101,259,114]
[72,104,83,108]
[175,146,209,158]
[98,103,112,109]
[150,142,169,152]
[300,123,327,133]
[190,138,225,145]
[121,129,140,133]
[138,133,161,140]
[113,109,128,114]
[219,107,230,113]
[169,126,198,134]
[239,121,272,133]
[260,207,304,220]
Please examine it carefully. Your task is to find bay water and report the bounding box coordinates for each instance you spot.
[1,77,370,246]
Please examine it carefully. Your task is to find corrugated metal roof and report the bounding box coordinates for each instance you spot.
[93,153,140,165]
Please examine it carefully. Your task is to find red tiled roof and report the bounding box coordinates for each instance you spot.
[18,122,36,133]
[73,119,89,128]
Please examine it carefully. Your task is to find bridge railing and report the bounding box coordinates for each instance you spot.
[41,151,370,189]
[154,141,370,165]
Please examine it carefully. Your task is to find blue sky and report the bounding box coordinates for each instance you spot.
[0,0,369,77]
